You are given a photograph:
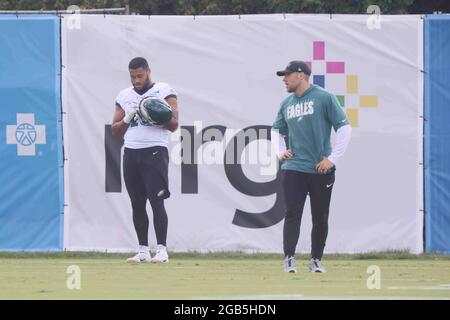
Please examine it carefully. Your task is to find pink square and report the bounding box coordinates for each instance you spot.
[313,41,325,60]
[326,62,345,73]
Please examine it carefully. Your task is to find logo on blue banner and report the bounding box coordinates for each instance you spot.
[6,113,46,156]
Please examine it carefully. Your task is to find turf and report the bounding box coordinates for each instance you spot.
[0,252,449,299]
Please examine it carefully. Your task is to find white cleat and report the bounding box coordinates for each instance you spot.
[126,250,151,264]
[151,244,169,264]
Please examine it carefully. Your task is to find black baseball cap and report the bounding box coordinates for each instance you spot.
[276,61,311,76]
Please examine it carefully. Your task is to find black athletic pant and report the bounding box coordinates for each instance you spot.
[282,169,335,260]
[123,146,170,247]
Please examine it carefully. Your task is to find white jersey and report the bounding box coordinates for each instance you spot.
[115,82,177,149]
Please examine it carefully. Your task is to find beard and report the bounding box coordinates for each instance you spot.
[134,78,151,94]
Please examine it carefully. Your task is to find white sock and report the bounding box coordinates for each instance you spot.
[139,245,149,253]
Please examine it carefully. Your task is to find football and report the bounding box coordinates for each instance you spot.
[138,97,172,125]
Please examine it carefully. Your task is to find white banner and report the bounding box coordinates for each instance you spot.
[62,14,423,253]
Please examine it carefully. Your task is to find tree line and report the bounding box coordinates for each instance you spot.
[1,0,449,15]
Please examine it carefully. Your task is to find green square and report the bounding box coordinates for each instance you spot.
[337,95,345,107]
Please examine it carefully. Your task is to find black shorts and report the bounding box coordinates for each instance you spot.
[123,146,170,202]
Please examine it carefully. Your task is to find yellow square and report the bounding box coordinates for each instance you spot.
[346,108,358,128]
[347,75,358,94]
[360,96,378,107]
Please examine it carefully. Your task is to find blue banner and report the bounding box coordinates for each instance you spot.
[0,15,63,251]
[424,15,450,254]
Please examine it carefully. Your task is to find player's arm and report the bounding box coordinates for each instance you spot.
[327,94,352,165]
[164,96,179,132]
[111,104,131,137]
[271,129,292,161]
[316,94,352,173]
[272,104,291,161]
[327,124,352,165]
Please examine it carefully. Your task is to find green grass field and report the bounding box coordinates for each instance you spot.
[1,252,449,299]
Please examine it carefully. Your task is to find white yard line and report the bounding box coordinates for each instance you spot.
[194,293,450,300]
[388,284,450,291]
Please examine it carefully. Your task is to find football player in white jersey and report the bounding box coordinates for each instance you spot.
[112,57,178,264]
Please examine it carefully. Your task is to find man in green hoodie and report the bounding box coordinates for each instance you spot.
[272,61,352,273]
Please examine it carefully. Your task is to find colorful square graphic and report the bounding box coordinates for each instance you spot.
[314,75,325,88]
[360,96,378,107]
[346,75,358,94]
[346,108,359,128]
[313,41,325,60]
[336,95,345,107]
[327,62,345,73]
[309,41,378,127]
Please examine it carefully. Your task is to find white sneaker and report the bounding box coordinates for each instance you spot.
[126,251,151,263]
[309,258,326,273]
[284,256,297,273]
[150,244,169,264]
[126,246,151,263]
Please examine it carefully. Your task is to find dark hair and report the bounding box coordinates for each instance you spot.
[128,57,149,70]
